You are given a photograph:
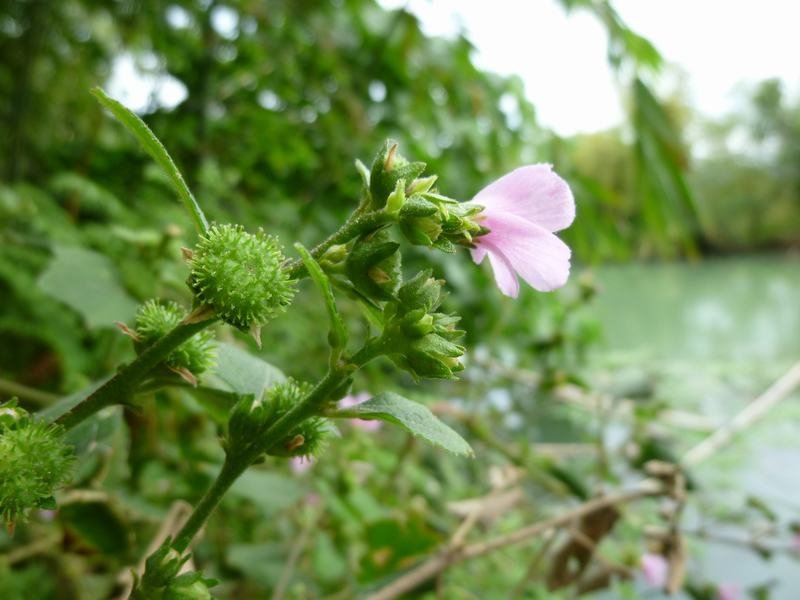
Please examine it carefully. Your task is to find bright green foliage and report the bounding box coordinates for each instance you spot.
[134,299,216,375]
[0,403,74,523]
[188,224,295,330]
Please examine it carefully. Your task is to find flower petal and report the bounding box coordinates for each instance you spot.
[473,164,575,232]
[481,212,571,292]
[470,245,488,264]
[485,247,520,297]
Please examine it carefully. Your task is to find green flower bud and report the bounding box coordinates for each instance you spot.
[385,179,407,215]
[226,380,329,462]
[188,224,295,332]
[406,175,438,195]
[397,270,444,313]
[134,300,216,375]
[398,191,484,250]
[0,411,74,523]
[369,140,426,208]
[383,272,465,380]
[165,572,217,600]
[0,398,27,430]
[140,542,189,590]
[345,229,401,302]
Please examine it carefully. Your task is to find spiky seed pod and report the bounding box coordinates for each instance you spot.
[188,224,296,331]
[227,379,329,462]
[0,411,74,523]
[134,300,216,375]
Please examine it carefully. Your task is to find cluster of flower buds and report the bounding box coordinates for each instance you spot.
[368,140,485,252]
[187,223,296,342]
[345,229,401,302]
[131,300,216,381]
[381,271,466,380]
[0,398,74,524]
[225,380,328,463]
[134,540,217,599]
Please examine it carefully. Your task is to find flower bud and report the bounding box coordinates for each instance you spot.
[134,300,215,376]
[382,272,465,380]
[188,223,296,332]
[165,572,217,600]
[345,229,401,302]
[369,140,426,208]
[141,543,189,589]
[397,270,444,313]
[0,412,74,523]
[0,398,27,430]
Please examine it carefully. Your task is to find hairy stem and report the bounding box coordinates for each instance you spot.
[170,338,386,552]
[171,458,243,553]
[52,319,217,431]
[283,211,393,279]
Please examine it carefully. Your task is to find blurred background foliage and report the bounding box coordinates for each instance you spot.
[1,0,799,598]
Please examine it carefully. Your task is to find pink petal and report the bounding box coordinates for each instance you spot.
[339,392,382,431]
[481,212,571,292]
[717,584,740,600]
[484,246,519,297]
[640,553,668,588]
[339,392,371,409]
[470,245,488,264]
[472,164,575,232]
[290,456,313,474]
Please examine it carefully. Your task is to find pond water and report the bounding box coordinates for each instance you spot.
[587,254,800,598]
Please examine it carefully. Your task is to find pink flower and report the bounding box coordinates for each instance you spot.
[717,583,740,600]
[290,455,314,475]
[470,164,575,297]
[640,553,668,588]
[339,392,382,431]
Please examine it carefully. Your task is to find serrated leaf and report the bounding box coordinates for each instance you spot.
[205,343,285,399]
[38,246,138,329]
[332,392,473,457]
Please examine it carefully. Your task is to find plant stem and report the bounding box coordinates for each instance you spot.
[283,211,393,279]
[170,337,387,552]
[0,378,59,406]
[171,458,243,553]
[53,319,217,431]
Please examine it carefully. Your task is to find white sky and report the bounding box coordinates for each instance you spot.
[379,0,800,135]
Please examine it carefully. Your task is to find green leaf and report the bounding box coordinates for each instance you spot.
[332,392,473,457]
[91,87,208,234]
[226,543,285,588]
[59,501,130,555]
[229,469,304,514]
[294,242,348,352]
[38,246,138,329]
[205,342,285,399]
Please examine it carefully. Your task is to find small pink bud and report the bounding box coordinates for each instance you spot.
[640,553,668,588]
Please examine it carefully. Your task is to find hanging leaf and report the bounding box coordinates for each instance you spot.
[331,392,473,457]
[205,342,285,399]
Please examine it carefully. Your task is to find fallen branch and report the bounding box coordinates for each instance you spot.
[365,480,665,600]
[682,361,800,467]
